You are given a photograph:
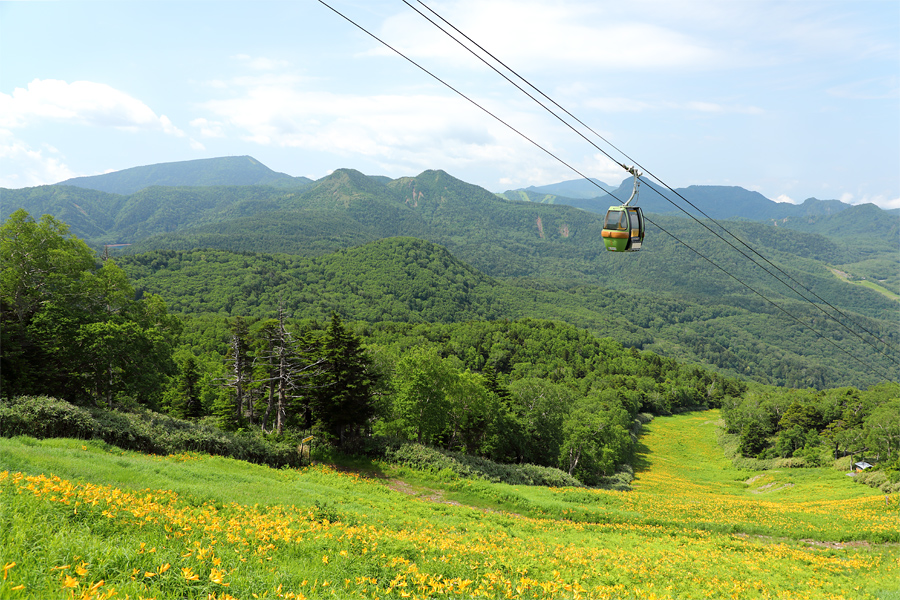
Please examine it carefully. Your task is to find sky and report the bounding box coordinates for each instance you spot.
[1,0,898,208]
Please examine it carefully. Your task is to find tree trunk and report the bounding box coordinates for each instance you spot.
[567,446,581,476]
[261,376,275,432]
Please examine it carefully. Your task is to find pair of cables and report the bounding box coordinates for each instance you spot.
[316,0,898,384]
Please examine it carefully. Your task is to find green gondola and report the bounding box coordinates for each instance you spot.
[602,205,644,251]
[602,166,645,252]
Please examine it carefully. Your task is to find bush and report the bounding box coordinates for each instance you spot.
[382,441,585,487]
[0,396,96,439]
[853,469,900,494]
[1,395,302,469]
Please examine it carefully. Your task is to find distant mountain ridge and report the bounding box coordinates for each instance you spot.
[4,155,897,259]
[505,177,899,221]
[58,155,312,195]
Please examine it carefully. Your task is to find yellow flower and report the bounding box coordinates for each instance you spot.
[182,567,199,581]
[2,562,15,580]
[62,574,79,588]
[322,555,329,564]
[209,567,229,586]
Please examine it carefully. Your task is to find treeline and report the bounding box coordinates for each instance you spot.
[722,383,900,478]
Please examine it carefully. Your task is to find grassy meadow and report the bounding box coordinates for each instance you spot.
[1,411,898,600]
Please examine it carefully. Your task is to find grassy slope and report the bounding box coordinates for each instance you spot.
[1,412,898,599]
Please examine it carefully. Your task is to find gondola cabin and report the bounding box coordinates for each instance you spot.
[602,205,644,252]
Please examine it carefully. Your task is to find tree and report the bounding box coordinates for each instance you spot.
[171,355,203,418]
[1,210,94,397]
[506,378,571,465]
[865,400,900,464]
[1,210,178,405]
[252,318,282,432]
[739,420,769,457]
[220,317,253,429]
[778,402,822,433]
[310,313,377,445]
[250,309,325,435]
[560,392,631,484]
[445,369,496,454]
[391,345,452,445]
[0,210,94,324]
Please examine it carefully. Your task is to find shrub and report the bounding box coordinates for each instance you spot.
[853,470,900,494]
[382,441,584,487]
[0,396,96,439]
[1,395,301,469]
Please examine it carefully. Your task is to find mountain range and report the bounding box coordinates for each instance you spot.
[503,177,898,223]
[2,155,897,389]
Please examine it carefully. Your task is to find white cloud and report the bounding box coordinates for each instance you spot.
[881,197,900,211]
[190,117,226,138]
[0,131,75,188]
[843,192,900,210]
[198,83,505,163]
[775,194,796,204]
[374,1,721,71]
[0,79,185,136]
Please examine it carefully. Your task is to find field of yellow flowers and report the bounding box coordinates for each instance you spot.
[1,411,898,599]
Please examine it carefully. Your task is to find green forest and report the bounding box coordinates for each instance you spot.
[4,165,897,393]
[3,207,897,488]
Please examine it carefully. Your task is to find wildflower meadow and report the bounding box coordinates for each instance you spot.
[1,411,898,599]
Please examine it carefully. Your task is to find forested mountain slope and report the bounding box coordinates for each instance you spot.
[114,169,896,320]
[118,239,898,389]
[5,160,896,308]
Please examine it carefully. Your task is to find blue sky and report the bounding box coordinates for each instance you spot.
[2,0,898,208]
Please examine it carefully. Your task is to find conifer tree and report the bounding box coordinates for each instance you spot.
[174,355,203,419]
[311,313,378,446]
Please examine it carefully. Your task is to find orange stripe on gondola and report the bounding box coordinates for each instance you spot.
[602,230,629,239]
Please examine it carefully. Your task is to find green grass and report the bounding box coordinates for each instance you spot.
[828,266,900,301]
[1,411,898,599]
[855,279,900,301]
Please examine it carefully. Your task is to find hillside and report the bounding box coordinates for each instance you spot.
[108,169,896,321]
[4,157,897,390]
[58,155,312,194]
[2,410,898,599]
[116,241,899,389]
